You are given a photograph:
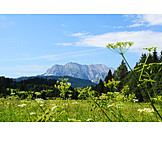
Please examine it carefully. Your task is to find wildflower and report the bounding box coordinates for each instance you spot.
[106,41,134,56]
[133,99,138,103]
[68,118,81,122]
[40,104,43,107]
[144,108,154,113]
[86,118,93,122]
[138,108,154,114]
[30,112,36,115]
[35,98,44,104]
[72,102,78,104]
[137,109,143,113]
[52,118,55,121]
[51,106,57,111]
[18,104,27,107]
[107,104,113,108]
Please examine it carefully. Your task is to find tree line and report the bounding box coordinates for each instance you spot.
[0,77,79,99]
[0,50,161,101]
[93,50,162,101]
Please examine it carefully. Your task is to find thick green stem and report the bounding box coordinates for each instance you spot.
[122,55,139,81]
[121,54,162,120]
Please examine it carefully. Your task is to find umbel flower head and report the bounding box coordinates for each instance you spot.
[106,41,134,55]
[143,46,157,52]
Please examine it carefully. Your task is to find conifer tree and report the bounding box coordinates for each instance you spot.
[139,53,147,63]
[152,49,159,63]
[97,79,104,95]
[104,70,113,83]
[159,51,162,63]
[113,60,128,91]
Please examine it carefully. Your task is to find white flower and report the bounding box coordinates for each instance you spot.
[133,99,138,103]
[138,108,154,114]
[144,108,154,113]
[87,118,93,121]
[52,118,55,121]
[72,102,78,104]
[137,109,143,113]
[51,106,57,111]
[35,98,44,104]
[18,104,27,107]
[107,104,113,108]
[30,112,36,115]
[40,104,43,107]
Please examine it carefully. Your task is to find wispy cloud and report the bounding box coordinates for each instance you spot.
[142,14,162,26]
[127,23,144,28]
[75,30,162,53]
[0,48,104,62]
[126,14,162,28]
[70,32,89,37]
[56,42,73,46]
[113,26,124,29]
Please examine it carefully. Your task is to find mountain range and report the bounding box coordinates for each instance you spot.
[44,62,114,83]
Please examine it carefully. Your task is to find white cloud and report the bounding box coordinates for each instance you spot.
[75,30,162,53]
[113,26,124,29]
[56,42,72,46]
[0,48,103,62]
[127,23,143,28]
[71,32,89,37]
[126,14,162,27]
[142,14,162,26]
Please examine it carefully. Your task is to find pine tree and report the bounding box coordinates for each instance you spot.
[159,51,162,63]
[104,70,113,83]
[97,79,104,95]
[113,60,129,91]
[147,54,153,63]
[139,53,147,63]
[152,49,159,63]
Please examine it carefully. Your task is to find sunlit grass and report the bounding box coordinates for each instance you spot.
[0,97,161,122]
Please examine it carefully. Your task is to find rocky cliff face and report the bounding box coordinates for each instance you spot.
[44,62,114,83]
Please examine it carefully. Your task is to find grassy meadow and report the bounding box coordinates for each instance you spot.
[0,96,161,122]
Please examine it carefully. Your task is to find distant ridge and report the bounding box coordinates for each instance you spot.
[44,62,114,83]
[14,75,96,88]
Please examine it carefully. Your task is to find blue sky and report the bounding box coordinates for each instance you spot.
[1,14,162,78]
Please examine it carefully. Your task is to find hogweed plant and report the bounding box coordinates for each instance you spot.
[106,42,162,120]
[54,78,72,99]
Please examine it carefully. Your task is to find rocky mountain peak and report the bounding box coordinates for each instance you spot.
[44,62,114,83]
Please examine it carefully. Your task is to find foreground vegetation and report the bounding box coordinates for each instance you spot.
[0,96,161,122]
